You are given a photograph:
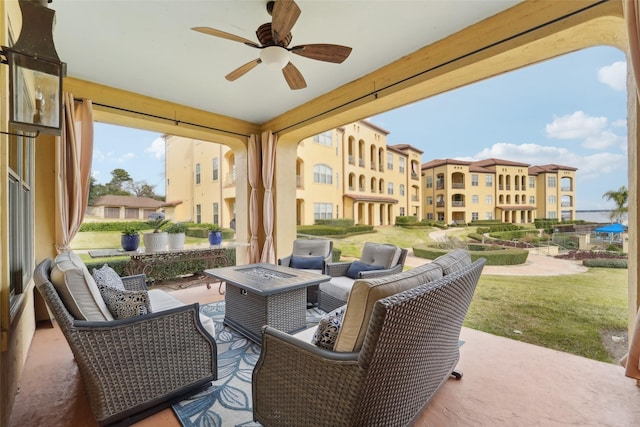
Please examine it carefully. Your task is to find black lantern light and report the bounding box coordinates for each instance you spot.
[1,0,66,136]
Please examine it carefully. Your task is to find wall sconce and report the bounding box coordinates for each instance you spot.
[1,0,66,136]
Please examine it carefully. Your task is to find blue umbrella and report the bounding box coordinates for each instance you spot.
[594,223,627,233]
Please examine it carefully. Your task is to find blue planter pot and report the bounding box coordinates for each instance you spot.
[208,231,222,245]
[121,234,140,251]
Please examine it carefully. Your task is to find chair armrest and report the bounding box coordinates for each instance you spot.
[71,304,217,421]
[277,255,292,267]
[358,263,403,279]
[325,261,352,277]
[121,274,148,291]
[253,326,362,425]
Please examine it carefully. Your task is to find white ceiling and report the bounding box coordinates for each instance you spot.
[50,0,522,124]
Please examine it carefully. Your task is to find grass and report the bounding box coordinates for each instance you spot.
[466,268,628,363]
[72,225,629,363]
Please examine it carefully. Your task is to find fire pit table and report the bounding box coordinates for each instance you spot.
[204,263,330,343]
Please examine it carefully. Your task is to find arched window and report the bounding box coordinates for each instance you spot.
[313,164,333,184]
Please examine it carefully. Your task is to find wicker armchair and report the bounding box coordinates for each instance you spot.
[34,259,217,426]
[278,239,333,305]
[318,244,408,312]
[253,258,485,427]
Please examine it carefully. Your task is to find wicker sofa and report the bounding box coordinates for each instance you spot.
[33,254,218,426]
[253,249,485,426]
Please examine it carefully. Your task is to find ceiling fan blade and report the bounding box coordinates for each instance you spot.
[290,44,353,64]
[225,59,262,81]
[192,27,260,48]
[271,0,301,43]
[282,62,307,90]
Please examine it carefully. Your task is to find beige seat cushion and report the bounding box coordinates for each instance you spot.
[319,276,355,302]
[359,243,400,268]
[333,262,443,352]
[432,249,472,275]
[148,289,216,338]
[292,240,331,257]
[50,251,113,321]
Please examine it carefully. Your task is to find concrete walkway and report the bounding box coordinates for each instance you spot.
[402,227,588,276]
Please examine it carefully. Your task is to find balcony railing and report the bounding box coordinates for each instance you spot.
[436,183,444,190]
[561,186,572,191]
[411,195,419,201]
[223,173,236,187]
[348,155,355,165]
[452,183,465,189]
[296,175,302,188]
[561,202,572,207]
[436,201,445,208]
[411,172,419,180]
[451,201,465,207]
[359,158,365,167]
[371,161,376,170]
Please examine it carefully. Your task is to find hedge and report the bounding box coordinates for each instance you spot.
[582,258,628,269]
[315,218,354,227]
[395,216,418,225]
[412,244,529,265]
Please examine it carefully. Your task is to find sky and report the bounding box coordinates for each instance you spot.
[91,45,627,211]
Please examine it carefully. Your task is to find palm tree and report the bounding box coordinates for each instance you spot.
[602,186,628,223]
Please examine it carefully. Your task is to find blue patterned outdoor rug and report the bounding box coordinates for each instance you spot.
[172,301,325,427]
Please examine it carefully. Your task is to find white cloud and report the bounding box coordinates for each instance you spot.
[145,137,165,159]
[466,142,626,180]
[116,152,135,163]
[612,119,626,128]
[582,130,622,150]
[598,61,626,91]
[545,111,607,140]
[91,170,100,179]
[93,149,105,162]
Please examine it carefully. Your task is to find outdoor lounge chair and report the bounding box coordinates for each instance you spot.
[317,242,407,312]
[278,239,333,304]
[33,256,217,426]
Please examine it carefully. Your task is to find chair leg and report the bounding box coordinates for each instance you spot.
[451,370,463,380]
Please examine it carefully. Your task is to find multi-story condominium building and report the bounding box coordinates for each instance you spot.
[421,158,577,224]
[165,120,423,226]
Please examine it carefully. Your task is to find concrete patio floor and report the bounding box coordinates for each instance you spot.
[9,273,640,426]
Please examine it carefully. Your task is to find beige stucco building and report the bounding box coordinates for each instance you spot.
[422,158,577,224]
[166,120,424,226]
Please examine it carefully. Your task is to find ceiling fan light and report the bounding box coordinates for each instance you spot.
[260,46,290,70]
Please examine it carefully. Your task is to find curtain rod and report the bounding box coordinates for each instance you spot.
[74,99,251,138]
[272,0,611,134]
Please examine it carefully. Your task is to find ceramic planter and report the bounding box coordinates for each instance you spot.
[167,232,186,250]
[143,232,168,252]
[121,234,140,252]
[208,230,222,245]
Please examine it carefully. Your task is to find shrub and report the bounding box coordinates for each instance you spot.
[297,225,346,236]
[395,216,418,225]
[412,244,529,265]
[314,218,354,227]
[80,221,148,232]
[582,258,628,269]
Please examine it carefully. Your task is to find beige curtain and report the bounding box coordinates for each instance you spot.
[55,94,94,253]
[247,134,261,263]
[621,0,640,381]
[260,131,276,264]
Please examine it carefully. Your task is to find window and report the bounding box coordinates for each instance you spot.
[485,175,493,187]
[9,133,33,305]
[195,163,201,184]
[213,203,219,225]
[548,176,556,188]
[548,195,556,205]
[387,182,394,195]
[387,153,393,170]
[212,157,219,181]
[471,174,478,186]
[196,204,201,223]
[399,207,405,216]
[426,213,434,220]
[472,212,479,221]
[314,203,333,219]
[426,176,433,188]
[399,184,405,196]
[472,195,479,204]
[485,195,493,205]
[399,157,405,173]
[485,212,493,220]
[548,211,557,219]
[426,196,433,205]
[529,196,535,204]
[529,176,535,188]
[313,164,333,184]
[312,130,333,146]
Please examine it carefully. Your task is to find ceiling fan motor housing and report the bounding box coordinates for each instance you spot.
[257,23,292,47]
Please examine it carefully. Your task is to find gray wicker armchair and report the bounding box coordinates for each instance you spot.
[253,258,485,427]
[278,239,333,305]
[34,259,217,426]
[318,243,408,312]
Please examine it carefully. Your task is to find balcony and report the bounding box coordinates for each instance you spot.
[436,183,445,190]
[411,195,419,202]
[223,173,236,187]
[358,158,365,167]
[451,201,465,207]
[451,182,465,189]
[436,201,445,208]
[11,282,638,427]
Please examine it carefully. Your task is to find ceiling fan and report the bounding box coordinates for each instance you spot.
[192,0,352,90]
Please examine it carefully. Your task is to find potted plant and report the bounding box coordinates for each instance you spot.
[207,224,223,245]
[143,217,170,252]
[121,226,140,252]
[166,222,187,250]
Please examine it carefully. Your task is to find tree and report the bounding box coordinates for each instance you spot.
[88,176,109,205]
[126,180,160,199]
[602,185,628,223]
[107,168,133,193]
